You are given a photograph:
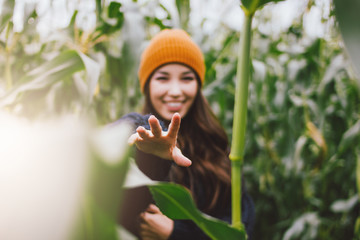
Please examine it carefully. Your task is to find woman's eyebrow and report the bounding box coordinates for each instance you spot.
[181,71,194,75]
[157,71,170,75]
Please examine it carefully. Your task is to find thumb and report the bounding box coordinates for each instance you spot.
[172,147,192,167]
[146,204,161,214]
[128,133,139,145]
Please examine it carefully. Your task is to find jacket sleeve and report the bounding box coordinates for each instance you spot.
[112,112,168,132]
[168,220,211,240]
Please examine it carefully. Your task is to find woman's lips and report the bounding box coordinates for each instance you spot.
[164,101,183,111]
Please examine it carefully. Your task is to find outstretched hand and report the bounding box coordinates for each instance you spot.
[128,113,192,167]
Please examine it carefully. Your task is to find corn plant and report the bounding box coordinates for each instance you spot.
[1,0,359,239]
[230,0,285,230]
[334,0,360,237]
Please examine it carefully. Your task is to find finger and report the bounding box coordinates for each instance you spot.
[146,204,161,214]
[128,133,140,145]
[139,227,153,240]
[139,212,146,221]
[140,212,152,222]
[168,113,181,138]
[148,115,162,138]
[172,147,192,167]
[140,230,156,240]
[136,126,152,139]
[139,222,149,230]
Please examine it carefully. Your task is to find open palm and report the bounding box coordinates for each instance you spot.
[128,113,192,167]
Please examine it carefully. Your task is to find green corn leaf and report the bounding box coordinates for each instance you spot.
[0,50,83,107]
[71,196,119,240]
[108,2,121,18]
[98,1,124,35]
[149,182,246,240]
[334,0,360,85]
[0,50,100,107]
[0,0,15,33]
[338,119,360,155]
[95,0,102,18]
[355,217,360,238]
[175,0,190,29]
[73,122,132,240]
[88,122,132,221]
[357,152,360,210]
[241,0,285,16]
[77,51,101,103]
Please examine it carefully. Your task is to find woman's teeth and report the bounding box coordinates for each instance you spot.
[167,102,182,107]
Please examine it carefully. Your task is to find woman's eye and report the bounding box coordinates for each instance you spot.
[182,76,194,81]
[155,77,168,81]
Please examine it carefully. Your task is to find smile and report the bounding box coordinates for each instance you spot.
[164,101,184,111]
[167,102,182,107]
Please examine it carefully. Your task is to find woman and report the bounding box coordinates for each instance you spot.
[117,29,255,240]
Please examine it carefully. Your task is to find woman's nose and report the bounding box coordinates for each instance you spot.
[168,80,182,96]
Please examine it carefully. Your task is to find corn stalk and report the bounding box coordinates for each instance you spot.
[230,0,285,231]
[230,12,253,229]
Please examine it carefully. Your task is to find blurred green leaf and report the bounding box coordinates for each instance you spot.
[283,212,320,240]
[108,2,121,18]
[334,0,360,83]
[149,183,246,240]
[72,196,119,240]
[0,49,101,107]
[241,0,285,15]
[89,122,132,220]
[355,217,360,238]
[0,50,84,107]
[97,1,124,35]
[175,0,190,29]
[73,122,132,240]
[338,119,360,154]
[0,0,14,33]
[317,54,346,95]
[330,195,359,213]
[77,51,100,103]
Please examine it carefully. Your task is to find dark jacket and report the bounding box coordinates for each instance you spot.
[116,113,255,240]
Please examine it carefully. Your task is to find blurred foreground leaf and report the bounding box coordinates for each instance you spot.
[334,0,360,84]
[149,183,246,240]
[0,112,88,240]
[73,122,132,240]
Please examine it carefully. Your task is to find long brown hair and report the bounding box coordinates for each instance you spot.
[142,79,231,215]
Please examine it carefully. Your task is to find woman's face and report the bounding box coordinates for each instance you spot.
[149,63,199,121]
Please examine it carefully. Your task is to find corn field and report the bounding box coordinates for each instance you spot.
[0,0,359,239]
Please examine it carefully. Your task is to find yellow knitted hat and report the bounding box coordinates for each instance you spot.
[138,29,205,92]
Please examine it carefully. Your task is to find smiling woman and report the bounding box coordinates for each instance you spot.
[149,64,198,121]
[115,28,255,240]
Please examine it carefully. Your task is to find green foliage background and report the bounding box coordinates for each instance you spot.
[0,0,359,239]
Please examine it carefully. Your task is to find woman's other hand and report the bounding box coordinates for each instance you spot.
[128,113,192,167]
[139,204,174,240]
